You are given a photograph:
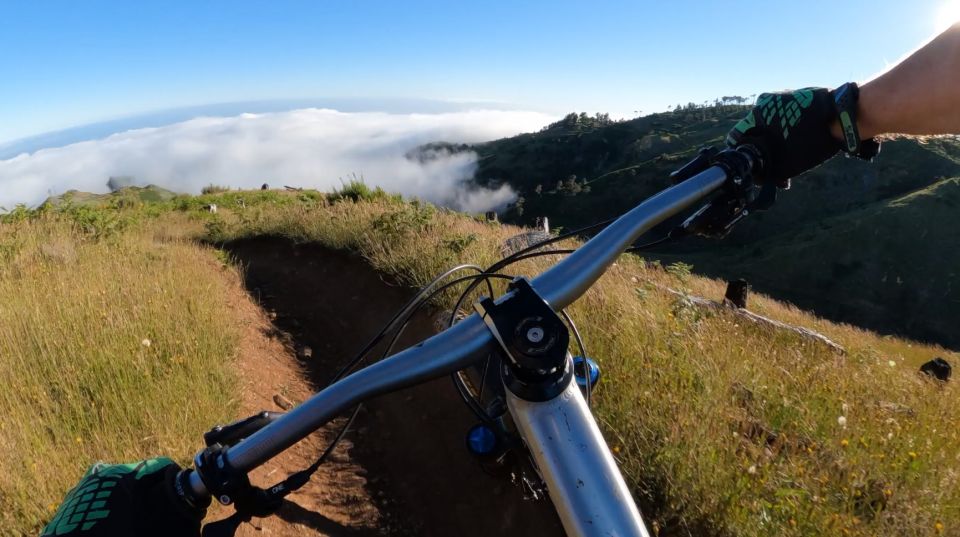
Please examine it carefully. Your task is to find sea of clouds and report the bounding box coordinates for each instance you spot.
[0,108,555,212]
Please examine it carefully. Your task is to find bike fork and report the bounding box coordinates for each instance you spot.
[508,369,649,537]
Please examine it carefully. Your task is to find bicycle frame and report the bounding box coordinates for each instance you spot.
[184,162,737,536]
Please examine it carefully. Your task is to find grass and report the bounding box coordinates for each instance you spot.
[0,214,239,535]
[3,188,959,536]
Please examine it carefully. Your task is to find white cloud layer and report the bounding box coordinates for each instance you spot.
[0,109,555,212]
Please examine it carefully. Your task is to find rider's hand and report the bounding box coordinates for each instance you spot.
[725,87,869,187]
[41,457,207,537]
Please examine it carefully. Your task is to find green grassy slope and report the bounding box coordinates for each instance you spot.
[473,109,960,233]
[43,184,179,208]
[474,109,743,229]
[668,177,960,347]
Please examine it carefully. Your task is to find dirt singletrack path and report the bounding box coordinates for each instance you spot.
[215,238,565,536]
[208,243,381,536]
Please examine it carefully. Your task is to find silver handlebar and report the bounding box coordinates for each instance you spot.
[188,165,729,497]
[532,166,726,309]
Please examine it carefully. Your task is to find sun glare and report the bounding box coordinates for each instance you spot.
[937,0,960,32]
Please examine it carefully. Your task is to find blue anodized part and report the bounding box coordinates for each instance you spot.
[572,356,601,388]
[466,423,498,456]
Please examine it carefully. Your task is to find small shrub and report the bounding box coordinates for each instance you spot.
[297,190,324,204]
[330,180,371,202]
[205,216,228,242]
[444,233,478,254]
[372,203,436,239]
[201,184,231,195]
[329,178,392,203]
[0,204,33,224]
[63,205,129,240]
[212,248,232,267]
[666,261,693,282]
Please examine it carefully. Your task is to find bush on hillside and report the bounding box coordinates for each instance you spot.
[328,178,396,203]
[201,184,231,195]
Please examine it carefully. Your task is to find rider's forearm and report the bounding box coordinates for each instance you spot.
[832,23,960,139]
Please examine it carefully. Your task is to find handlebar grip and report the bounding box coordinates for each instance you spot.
[173,469,211,518]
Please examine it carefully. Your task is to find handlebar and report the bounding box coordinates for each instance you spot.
[186,151,750,499]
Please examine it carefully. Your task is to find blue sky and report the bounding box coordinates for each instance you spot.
[0,0,955,143]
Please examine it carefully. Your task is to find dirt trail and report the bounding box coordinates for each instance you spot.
[209,244,381,536]
[216,238,565,536]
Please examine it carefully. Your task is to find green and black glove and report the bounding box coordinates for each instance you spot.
[726,85,879,187]
[41,458,207,537]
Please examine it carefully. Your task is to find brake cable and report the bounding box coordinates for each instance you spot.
[560,309,590,407]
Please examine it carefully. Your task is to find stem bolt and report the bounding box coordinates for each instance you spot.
[526,326,544,343]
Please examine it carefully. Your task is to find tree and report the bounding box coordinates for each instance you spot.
[106,176,134,192]
[560,112,580,130]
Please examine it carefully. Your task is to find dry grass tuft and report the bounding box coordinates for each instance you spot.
[0,217,238,535]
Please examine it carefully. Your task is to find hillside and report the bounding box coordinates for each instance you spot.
[665,177,960,348]
[465,108,960,349]
[43,184,179,207]
[2,188,959,537]
[471,109,960,231]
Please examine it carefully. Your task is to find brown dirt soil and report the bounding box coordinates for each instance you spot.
[211,237,565,536]
[206,245,382,536]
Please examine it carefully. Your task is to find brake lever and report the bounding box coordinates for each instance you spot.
[670,145,767,239]
[205,411,285,447]
[669,146,721,185]
[675,192,751,238]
